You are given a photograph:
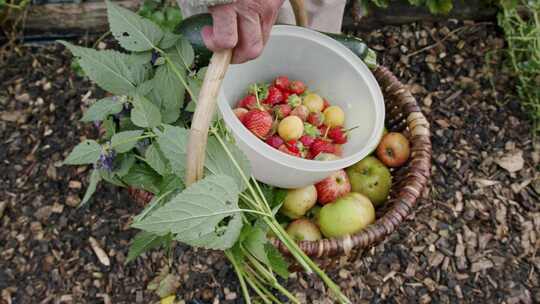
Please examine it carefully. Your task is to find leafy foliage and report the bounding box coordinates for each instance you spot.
[362,0,454,14]
[498,0,540,134]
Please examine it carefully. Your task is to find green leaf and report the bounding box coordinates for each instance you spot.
[131,95,162,128]
[122,162,161,193]
[80,169,102,206]
[158,174,184,194]
[127,231,167,263]
[265,244,290,279]
[173,37,195,69]
[426,0,453,14]
[81,97,124,122]
[103,116,116,140]
[159,32,182,49]
[59,41,141,95]
[152,64,185,123]
[132,175,243,250]
[243,225,269,265]
[64,140,102,165]
[111,130,144,153]
[205,136,251,192]
[145,143,168,176]
[106,0,163,51]
[187,76,202,102]
[100,169,126,187]
[136,80,154,96]
[116,153,136,177]
[156,125,189,177]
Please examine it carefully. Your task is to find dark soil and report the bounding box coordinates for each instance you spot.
[1,20,539,304]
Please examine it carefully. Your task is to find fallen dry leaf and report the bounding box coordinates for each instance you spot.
[495,150,524,173]
[89,237,110,266]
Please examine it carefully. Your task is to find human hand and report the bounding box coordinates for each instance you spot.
[201,0,284,64]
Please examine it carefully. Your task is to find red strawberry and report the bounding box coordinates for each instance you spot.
[238,95,258,110]
[322,98,330,111]
[274,76,290,91]
[273,104,292,119]
[289,80,306,95]
[279,144,301,157]
[243,109,273,138]
[286,140,299,153]
[310,138,335,158]
[307,112,325,127]
[334,144,343,157]
[266,135,284,149]
[282,91,290,104]
[328,127,348,144]
[299,135,315,148]
[290,105,309,121]
[318,125,329,136]
[233,108,248,122]
[315,170,351,205]
[263,86,284,105]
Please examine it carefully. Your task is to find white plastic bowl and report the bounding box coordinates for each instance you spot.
[217,25,385,188]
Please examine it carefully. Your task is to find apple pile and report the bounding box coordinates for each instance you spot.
[233,76,350,159]
[279,130,412,241]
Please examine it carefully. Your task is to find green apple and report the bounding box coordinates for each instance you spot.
[346,156,391,206]
[279,185,318,219]
[286,219,322,241]
[319,193,375,238]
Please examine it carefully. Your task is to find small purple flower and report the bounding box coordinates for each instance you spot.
[97,149,116,171]
[151,51,160,66]
[93,120,101,129]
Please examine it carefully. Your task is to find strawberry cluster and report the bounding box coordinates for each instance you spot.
[234,76,351,160]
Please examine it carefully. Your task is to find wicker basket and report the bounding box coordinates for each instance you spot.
[129,64,431,261]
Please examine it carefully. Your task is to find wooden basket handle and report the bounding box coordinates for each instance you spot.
[185,0,309,186]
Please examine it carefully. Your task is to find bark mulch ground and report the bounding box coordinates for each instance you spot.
[1,19,539,304]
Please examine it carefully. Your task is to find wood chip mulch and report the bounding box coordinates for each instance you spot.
[1,19,539,304]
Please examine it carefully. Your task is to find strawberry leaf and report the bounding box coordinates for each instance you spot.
[106,0,163,51]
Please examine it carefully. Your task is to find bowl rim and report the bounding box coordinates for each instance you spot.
[218,25,385,173]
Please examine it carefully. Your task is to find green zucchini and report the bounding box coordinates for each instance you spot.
[175,14,376,68]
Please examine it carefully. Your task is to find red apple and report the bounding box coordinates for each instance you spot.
[376,132,410,167]
[315,170,351,205]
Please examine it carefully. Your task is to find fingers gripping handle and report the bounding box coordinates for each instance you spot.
[184,2,308,186]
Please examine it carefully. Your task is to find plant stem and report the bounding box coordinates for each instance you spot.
[225,250,252,304]
[243,269,280,304]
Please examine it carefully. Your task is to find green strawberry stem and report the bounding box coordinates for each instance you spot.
[212,129,352,304]
[253,83,264,110]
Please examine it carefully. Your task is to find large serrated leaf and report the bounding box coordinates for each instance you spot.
[152,64,185,123]
[205,136,251,192]
[156,125,189,177]
[80,169,102,207]
[126,231,168,263]
[64,140,102,165]
[185,213,243,250]
[106,0,163,51]
[111,130,144,153]
[132,175,243,250]
[80,97,124,122]
[131,95,162,128]
[60,41,141,95]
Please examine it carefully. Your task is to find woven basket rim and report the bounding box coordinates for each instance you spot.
[128,65,431,258]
